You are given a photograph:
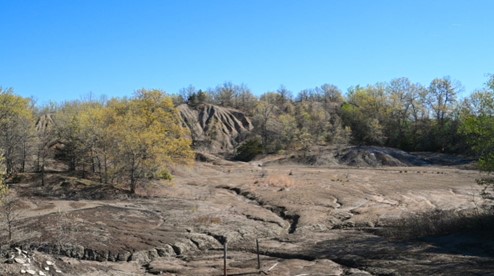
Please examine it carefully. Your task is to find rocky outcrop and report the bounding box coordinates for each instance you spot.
[177,104,253,155]
[2,248,63,275]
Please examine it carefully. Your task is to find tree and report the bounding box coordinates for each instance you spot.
[105,90,194,193]
[234,138,263,161]
[459,75,494,172]
[0,150,19,246]
[427,77,459,123]
[252,101,281,153]
[0,150,7,197]
[341,84,389,145]
[34,112,57,186]
[77,102,112,182]
[212,82,236,108]
[386,78,426,149]
[426,77,462,152]
[459,79,494,203]
[0,88,36,176]
[294,101,331,145]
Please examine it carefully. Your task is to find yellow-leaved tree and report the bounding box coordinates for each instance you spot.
[0,88,36,176]
[105,90,194,193]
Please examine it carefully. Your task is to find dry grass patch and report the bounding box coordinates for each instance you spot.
[255,174,295,189]
[193,215,222,225]
[382,208,494,240]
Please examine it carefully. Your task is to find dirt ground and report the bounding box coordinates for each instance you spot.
[1,152,493,275]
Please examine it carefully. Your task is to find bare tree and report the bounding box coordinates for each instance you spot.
[1,193,22,245]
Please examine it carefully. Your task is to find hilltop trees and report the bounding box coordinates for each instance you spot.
[1,75,492,190]
[174,78,469,155]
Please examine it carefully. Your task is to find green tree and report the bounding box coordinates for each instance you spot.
[341,84,389,145]
[459,75,494,172]
[234,138,263,161]
[459,78,494,201]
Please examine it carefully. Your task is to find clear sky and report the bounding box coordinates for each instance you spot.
[1,0,493,105]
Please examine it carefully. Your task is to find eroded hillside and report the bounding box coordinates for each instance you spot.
[177,103,253,155]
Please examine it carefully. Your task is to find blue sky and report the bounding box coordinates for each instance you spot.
[1,0,493,105]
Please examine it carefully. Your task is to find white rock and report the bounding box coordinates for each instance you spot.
[39,271,46,276]
[46,260,54,266]
[14,257,26,264]
[44,266,50,271]
[15,247,22,255]
[21,270,26,274]
[56,269,63,273]
[26,270,36,275]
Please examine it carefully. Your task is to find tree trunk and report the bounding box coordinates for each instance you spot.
[40,155,45,186]
[130,155,137,194]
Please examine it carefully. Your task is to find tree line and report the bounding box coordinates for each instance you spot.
[0,89,194,194]
[175,76,493,156]
[0,75,493,193]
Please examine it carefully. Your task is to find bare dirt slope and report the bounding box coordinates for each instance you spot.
[1,152,493,275]
[177,104,253,155]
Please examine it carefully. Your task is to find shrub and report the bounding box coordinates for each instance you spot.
[234,138,263,162]
[382,208,494,240]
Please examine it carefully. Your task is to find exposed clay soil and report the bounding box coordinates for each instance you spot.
[1,148,493,275]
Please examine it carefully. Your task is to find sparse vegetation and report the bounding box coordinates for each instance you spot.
[193,215,222,225]
[383,208,494,240]
[234,138,263,162]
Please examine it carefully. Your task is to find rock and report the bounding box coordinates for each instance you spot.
[107,251,119,262]
[116,251,132,262]
[171,240,196,256]
[21,269,26,274]
[148,249,159,259]
[46,260,53,266]
[44,266,49,271]
[39,271,46,276]
[347,268,372,275]
[59,244,83,259]
[15,257,26,264]
[130,250,157,264]
[26,270,36,275]
[156,245,175,257]
[15,247,22,255]
[55,269,62,273]
[188,233,221,250]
